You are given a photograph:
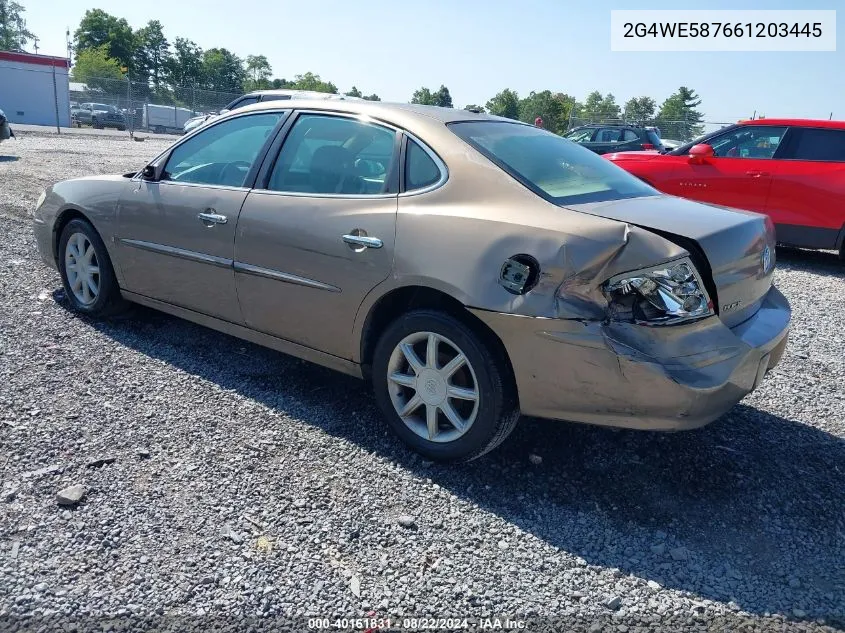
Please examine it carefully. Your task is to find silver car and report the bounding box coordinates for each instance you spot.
[33,100,791,462]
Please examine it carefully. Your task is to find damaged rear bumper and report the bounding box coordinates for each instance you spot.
[470,285,791,430]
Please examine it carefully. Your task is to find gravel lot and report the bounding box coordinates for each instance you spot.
[1,132,844,632]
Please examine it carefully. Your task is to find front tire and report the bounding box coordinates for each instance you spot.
[58,218,125,317]
[372,310,519,462]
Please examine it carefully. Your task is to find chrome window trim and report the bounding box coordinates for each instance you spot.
[154,180,251,193]
[234,262,341,292]
[247,189,396,201]
[119,239,232,268]
[399,131,449,198]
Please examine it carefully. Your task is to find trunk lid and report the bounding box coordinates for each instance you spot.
[567,195,776,328]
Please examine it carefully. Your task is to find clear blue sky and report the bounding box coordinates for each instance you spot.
[24,0,844,122]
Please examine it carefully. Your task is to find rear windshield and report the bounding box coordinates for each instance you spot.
[449,121,657,205]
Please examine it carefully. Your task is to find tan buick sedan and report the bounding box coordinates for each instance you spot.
[33,100,791,461]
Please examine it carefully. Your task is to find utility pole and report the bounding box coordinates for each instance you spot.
[33,37,39,54]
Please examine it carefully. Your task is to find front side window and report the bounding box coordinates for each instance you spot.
[788,128,845,161]
[450,121,656,205]
[267,114,397,195]
[163,112,283,187]
[405,139,442,191]
[705,125,788,159]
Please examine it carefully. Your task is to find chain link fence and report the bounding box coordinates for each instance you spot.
[66,75,242,135]
[565,115,738,143]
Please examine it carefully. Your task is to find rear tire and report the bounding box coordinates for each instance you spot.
[371,309,519,462]
[58,218,126,317]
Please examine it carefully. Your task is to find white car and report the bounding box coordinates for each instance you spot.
[183,89,359,134]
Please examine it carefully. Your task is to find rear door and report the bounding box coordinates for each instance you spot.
[659,125,788,213]
[234,111,400,360]
[766,126,845,248]
[115,110,287,322]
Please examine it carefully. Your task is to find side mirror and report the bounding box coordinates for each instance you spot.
[688,143,715,164]
[141,164,157,181]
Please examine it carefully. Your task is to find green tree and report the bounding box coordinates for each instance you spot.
[345,86,363,98]
[244,54,272,91]
[411,87,435,105]
[70,44,124,90]
[553,93,580,129]
[518,90,566,133]
[167,37,203,89]
[657,86,704,139]
[291,72,337,93]
[362,93,380,101]
[201,48,245,92]
[485,89,520,120]
[271,78,294,89]
[0,0,34,51]
[582,91,621,121]
[74,9,136,71]
[623,96,656,123]
[134,20,170,90]
[433,85,453,108]
[464,104,485,112]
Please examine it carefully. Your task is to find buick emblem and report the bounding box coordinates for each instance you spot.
[761,245,772,273]
[425,379,438,396]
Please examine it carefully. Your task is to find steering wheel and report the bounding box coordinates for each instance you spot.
[217,160,252,186]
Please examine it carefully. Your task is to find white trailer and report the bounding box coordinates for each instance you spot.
[142,104,196,134]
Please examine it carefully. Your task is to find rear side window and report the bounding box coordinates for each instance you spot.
[405,139,442,191]
[788,128,845,161]
[622,129,639,142]
[227,96,259,110]
[596,128,623,142]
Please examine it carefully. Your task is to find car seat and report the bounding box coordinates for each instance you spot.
[309,145,363,194]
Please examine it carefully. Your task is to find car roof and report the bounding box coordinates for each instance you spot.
[232,99,517,127]
[244,89,358,100]
[737,118,845,129]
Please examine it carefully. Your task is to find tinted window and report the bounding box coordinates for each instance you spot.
[705,125,787,159]
[622,129,639,142]
[227,96,260,111]
[562,128,595,143]
[267,114,396,195]
[788,128,845,161]
[405,139,441,190]
[596,128,623,143]
[450,121,656,205]
[163,113,282,187]
[261,94,292,102]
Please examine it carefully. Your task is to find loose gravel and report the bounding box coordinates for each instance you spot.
[1,131,844,632]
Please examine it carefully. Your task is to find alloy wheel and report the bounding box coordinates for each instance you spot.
[386,331,480,443]
[64,232,100,305]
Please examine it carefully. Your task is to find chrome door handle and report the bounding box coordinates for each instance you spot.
[198,211,228,225]
[342,234,383,249]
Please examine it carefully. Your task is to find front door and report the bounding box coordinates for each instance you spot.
[234,112,399,360]
[115,111,285,323]
[766,126,845,248]
[661,125,788,214]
